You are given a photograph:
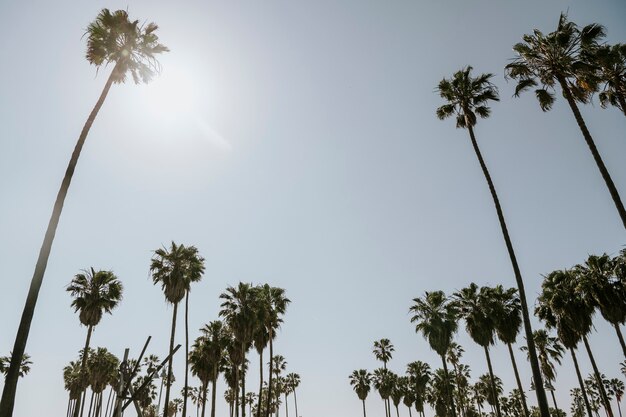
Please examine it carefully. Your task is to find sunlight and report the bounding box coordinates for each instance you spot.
[140,63,199,124]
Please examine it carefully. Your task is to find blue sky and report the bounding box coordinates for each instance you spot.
[1,1,625,416]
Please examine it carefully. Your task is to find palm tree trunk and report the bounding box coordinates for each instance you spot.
[211,372,217,417]
[453,362,467,417]
[158,378,165,415]
[257,349,264,417]
[441,354,458,417]
[362,399,367,417]
[384,399,389,417]
[617,398,622,417]
[183,292,190,417]
[613,324,626,358]
[266,335,274,417]
[408,405,413,417]
[293,388,298,417]
[163,302,179,417]
[396,404,400,417]
[508,342,529,417]
[583,335,614,417]
[284,394,288,417]
[0,63,121,417]
[571,348,594,417]
[557,76,626,229]
[235,364,240,417]
[466,122,550,417]
[242,350,247,417]
[550,389,559,413]
[87,391,95,417]
[201,381,208,417]
[74,325,95,417]
[484,346,502,417]
[104,388,113,417]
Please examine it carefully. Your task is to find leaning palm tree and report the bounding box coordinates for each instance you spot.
[67,268,123,417]
[0,11,168,415]
[522,330,564,412]
[453,284,502,417]
[492,285,529,417]
[151,242,205,417]
[505,13,626,228]
[409,291,458,417]
[436,65,549,417]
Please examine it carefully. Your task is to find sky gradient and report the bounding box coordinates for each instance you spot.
[1,1,625,416]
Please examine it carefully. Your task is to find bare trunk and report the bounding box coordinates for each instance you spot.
[293,388,298,417]
[257,349,264,417]
[362,399,367,417]
[571,348,594,417]
[75,325,94,417]
[614,324,626,358]
[183,292,190,417]
[558,76,626,229]
[211,370,218,417]
[266,334,274,417]
[163,302,179,417]
[466,122,550,417]
[441,354,457,417]
[508,343,529,417]
[0,64,120,417]
[582,335,614,417]
[484,346,502,417]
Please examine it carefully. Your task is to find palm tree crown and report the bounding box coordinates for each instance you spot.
[150,242,205,305]
[67,268,123,327]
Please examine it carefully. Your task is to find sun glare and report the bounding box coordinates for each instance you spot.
[140,64,199,123]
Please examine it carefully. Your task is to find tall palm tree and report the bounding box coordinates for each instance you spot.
[64,360,85,417]
[285,373,300,417]
[609,379,624,417]
[190,334,212,417]
[373,339,394,414]
[536,270,593,417]
[350,370,372,417]
[372,368,395,417]
[522,330,564,413]
[428,368,457,417]
[492,285,530,417]
[0,11,167,415]
[151,242,205,417]
[406,361,431,417]
[87,347,119,417]
[576,254,626,357]
[477,373,503,414]
[66,268,123,417]
[391,377,405,417]
[447,343,468,417]
[436,66,549,417]
[505,13,626,228]
[410,291,458,417]
[200,320,229,417]
[257,286,290,417]
[453,284,502,417]
[220,283,259,417]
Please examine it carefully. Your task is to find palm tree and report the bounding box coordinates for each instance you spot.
[410,291,458,417]
[477,374,503,414]
[436,65,549,417]
[492,285,529,417]
[350,370,372,417]
[447,343,468,417]
[151,242,205,417]
[586,43,626,117]
[220,283,259,417]
[190,334,212,417]
[428,368,456,417]
[64,360,86,417]
[453,284,502,417]
[372,368,395,417]
[522,330,564,413]
[0,354,31,379]
[285,373,300,417]
[536,269,595,417]
[87,348,119,417]
[505,13,626,228]
[200,320,229,417]
[257,286,290,417]
[609,379,624,417]
[66,268,123,417]
[0,11,168,414]
[576,254,626,357]
[391,377,405,417]
[373,339,394,414]
[406,361,431,417]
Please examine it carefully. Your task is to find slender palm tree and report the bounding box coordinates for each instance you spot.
[453,284,502,417]
[406,361,431,417]
[436,65,549,417]
[190,334,212,417]
[64,360,85,417]
[522,330,564,413]
[428,368,456,417]
[477,374,503,414]
[220,283,259,417]
[505,13,626,228]
[66,268,123,417]
[87,348,119,417]
[373,339,394,414]
[391,377,405,417]
[200,320,229,417]
[0,11,167,414]
[576,254,626,357]
[372,368,395,417]
[447,343,468,417]
[492,285,529,417]
[536,269,595,417]
[609,379,624,417]
[410,291,458,417]
[151,242,205,417]
[285,373,300,417]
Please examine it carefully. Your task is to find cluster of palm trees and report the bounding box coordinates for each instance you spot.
[55,239,300,417]
[350,248,626,417]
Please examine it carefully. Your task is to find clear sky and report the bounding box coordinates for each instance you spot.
[1,1,625,416]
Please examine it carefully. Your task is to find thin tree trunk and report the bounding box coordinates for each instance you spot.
[266,335,274,417]
[235,363,240,417]
[583,335,614,417]
[104,388,113,417]
[508,343,529,417]
[201,381,208,417]
[242,343,247,417]
[284,394,288,417]
[408,405,413,417]
[158,378,165,415]
[164,302,179,417]
[558,77,626,229]
[550,389,559,413]
[362,399,367,417]
[257,349,264,417]
[73,325,95,417]
[441,354,458,417]
[87,391,95,417]
[617,399,622,417]
[614,324,626,358]
[484,346,502,417]
[79,388,88,417]
[571,348,594,417]
[466,122,550,417]
[293,388,298,417]
[396,405,400,417]
[0,64,120,417]
[183,292,190,417]
[453,362,467,417]
[384,399,389,417]
[67,398,72,417]
[211,371,218,417]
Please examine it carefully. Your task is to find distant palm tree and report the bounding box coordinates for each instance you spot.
[200,320,229,417]
[586,43,626,117]
[373,368,395,417]
[0,354,31,379]
[190,334,212,417]
[453,284,502,417]
[609,379,624,417]
[410,291,458,417]
[151,242,205,417]
[436,65,549,417]
[350,370,372,417]
[522,330,564,412]
[492,285,529,417]
[373,339,395,414]
[506,13,626,228]
[406,361,431,417]
[64,360,86,417]
[446,343,467,417]
[67,268,123,417]
[87,347,119,417]
[477,373,503,413]
[428,368,456,417]
[0,11,167,414]
[285,373,300,417]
